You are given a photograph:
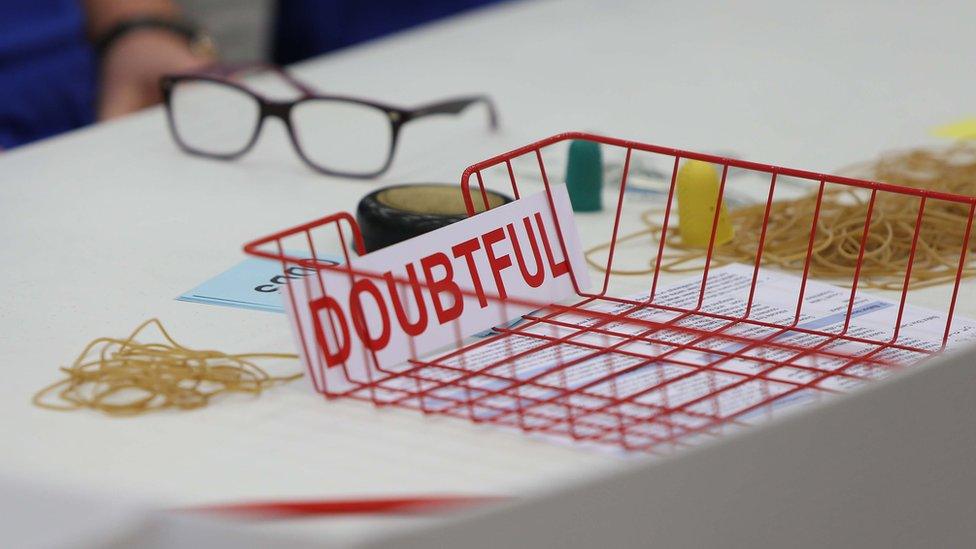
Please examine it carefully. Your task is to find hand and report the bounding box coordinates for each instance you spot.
[97,29,213,120]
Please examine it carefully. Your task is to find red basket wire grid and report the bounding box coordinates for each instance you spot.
[243,132,976,454]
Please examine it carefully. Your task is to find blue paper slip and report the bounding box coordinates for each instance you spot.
[177,253,344,313]
[176,251,528,336]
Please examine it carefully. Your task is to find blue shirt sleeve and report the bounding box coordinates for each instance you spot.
[273,0,500,65]
[0,0,96,149]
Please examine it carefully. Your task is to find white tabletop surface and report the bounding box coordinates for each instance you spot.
[3,0,975,546]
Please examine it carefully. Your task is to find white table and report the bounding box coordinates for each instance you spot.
[3,0,975,546]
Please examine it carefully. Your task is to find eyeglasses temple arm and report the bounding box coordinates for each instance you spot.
[402,95,498,130]
[264,65,317,97]
[181,62,318,98]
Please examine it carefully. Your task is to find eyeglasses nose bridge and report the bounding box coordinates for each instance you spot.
[264,101,293,122]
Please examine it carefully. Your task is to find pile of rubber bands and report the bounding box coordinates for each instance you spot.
[33,319,300,416]
[587,143,976,290]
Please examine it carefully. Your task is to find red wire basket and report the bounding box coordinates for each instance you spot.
[243,132,976,454]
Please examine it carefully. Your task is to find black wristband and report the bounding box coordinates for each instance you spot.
[94,17,201,58]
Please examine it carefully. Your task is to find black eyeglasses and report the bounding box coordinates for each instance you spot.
[160,64,498,178]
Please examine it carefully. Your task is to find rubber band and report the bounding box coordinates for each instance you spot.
[33,319,301,416]
[587,144,976,289]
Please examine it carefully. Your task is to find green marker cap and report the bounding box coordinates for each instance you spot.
[565,139,603,212]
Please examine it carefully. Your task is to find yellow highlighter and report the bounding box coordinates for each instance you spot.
[931,117,976,140]
[675,160,734,247]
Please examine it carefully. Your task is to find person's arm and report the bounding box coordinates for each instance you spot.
[83,0,215,120]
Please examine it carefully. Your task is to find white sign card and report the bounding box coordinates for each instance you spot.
[284,185,591,392]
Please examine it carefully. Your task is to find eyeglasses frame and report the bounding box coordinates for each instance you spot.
[160,64,498,179]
